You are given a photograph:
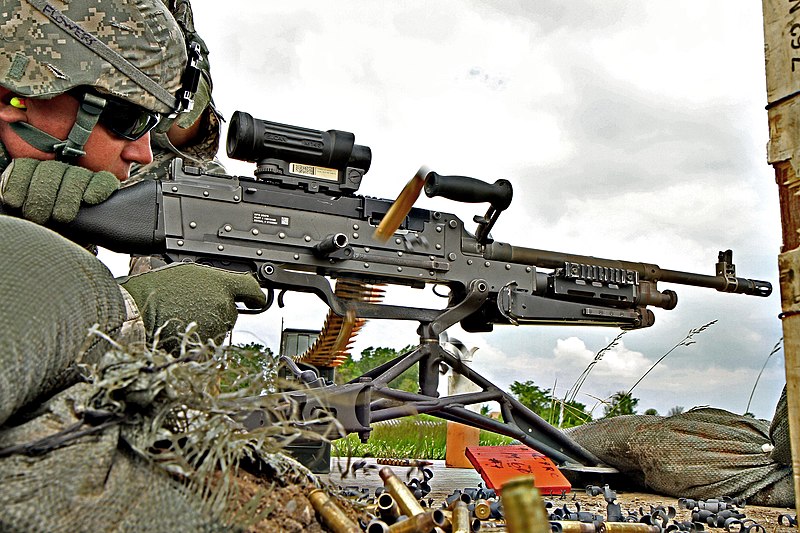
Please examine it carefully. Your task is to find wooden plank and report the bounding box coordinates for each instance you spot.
[762,0,800,517]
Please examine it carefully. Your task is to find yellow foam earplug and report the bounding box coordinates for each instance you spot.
[9,97,26,109]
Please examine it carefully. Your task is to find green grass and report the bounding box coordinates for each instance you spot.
[331,414,514,459]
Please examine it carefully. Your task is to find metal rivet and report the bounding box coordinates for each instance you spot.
[257,250,263,256]
[218,245,224,251]
[364,247,371,253]
[304,235,311,242]
[252,228,259,235]
[397,267,403,272]
[468,259,474,265]
[364,263,370,268]
[353,232,359,239]
[436,226,443,233]
[448,253,457,261]
[448,220,457,228]
[171,186,178,192]
[505,264,512,270]
[395,238,402,245]
[233,195,240,201]
[279,232,286,239]
[484,261,491,267]
[189,222,197,229]
[177,240,184,246]
[353,224,360,231]
[398,251,404,257]
[224,224,232,232]
[203,191,210,197]
[526,266,532,272]
[435,244,442,250]
[294,254,300,260]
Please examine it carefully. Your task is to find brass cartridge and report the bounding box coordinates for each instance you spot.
[451,500,471,533]
[473,498,491,520]
[379,466,424,516]
[308,489,361,533]
[386,509,447,533]
[500,476,549,533]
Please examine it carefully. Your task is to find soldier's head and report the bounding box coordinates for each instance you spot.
[0,0,196,180]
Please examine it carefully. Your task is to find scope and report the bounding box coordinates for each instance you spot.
[226,111,371,195]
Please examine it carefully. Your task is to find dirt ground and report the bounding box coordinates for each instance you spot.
[231,457,797,532]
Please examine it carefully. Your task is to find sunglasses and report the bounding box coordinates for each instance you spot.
[73,90,162,141]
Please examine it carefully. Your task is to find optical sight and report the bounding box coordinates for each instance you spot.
[226,111,371,195]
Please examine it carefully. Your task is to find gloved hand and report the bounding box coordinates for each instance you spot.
[0,158,119,224]
[119,263,267,352]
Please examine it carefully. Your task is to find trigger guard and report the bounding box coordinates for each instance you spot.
[237,287,274,314]
[278,289,288,308]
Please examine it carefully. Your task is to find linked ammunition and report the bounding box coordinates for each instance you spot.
[379,466,424,516]
[308,489,361,533]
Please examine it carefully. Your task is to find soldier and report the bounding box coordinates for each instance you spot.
[0,1,267,529]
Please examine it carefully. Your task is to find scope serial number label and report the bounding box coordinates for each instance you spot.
[289,162,338,181]
[253,212,290,226]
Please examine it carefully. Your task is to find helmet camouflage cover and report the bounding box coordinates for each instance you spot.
[0,0,188,114]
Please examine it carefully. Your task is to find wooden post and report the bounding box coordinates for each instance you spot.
[762,0,800,516]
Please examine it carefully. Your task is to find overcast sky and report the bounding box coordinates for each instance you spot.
[104,1,787,419]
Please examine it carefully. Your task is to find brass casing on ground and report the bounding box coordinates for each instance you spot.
[386,510,446,533]
[451,500,471,533]
[308,489,361,533]
[379,466,424,516]
[500,476,549,533]
[473,498,491,520]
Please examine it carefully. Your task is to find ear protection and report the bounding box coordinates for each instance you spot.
[9,97,26,109]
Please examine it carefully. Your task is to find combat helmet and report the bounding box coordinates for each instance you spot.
[0,0,199,160]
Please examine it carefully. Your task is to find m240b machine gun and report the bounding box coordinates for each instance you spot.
[57,111,772,474]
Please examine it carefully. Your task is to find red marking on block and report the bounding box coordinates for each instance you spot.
[465,445,571,495]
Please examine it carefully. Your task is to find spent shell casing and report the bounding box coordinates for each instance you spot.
[387,509,446,533]
[366,518,391,533]
[549,521,597,533]
[599,523,661,533]
[452,500,471,533]
[377,492,401,523]
[473,498,491,520]
[308,489,361,533]
[379,466,424,516]
[500,476,549,533]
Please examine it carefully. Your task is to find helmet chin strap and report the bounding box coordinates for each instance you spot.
[8,92,106,161]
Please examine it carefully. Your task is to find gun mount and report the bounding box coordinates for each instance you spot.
[11,112,773,474]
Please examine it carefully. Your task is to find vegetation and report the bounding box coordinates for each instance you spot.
[509,380,592,428]
[335,346,418,392]
[603,391,639,418]
[330,415,514,459]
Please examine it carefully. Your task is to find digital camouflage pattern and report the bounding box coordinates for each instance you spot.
[0,0,187,114]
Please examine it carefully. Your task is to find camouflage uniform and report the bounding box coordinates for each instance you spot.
[128,0,226,274]
[0,1,229,529]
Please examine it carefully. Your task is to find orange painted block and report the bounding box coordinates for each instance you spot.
[445,421,481,468]
[465,445,571,495]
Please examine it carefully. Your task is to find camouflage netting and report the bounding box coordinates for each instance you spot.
[0,215,325,531]
[567,392,794,507]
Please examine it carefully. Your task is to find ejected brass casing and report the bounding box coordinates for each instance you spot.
[366,518,391,533]
[386,509,446,533]
[377,493,401,523]
[379,466,424,516]
[451,500,471,533]
[549,521,597,533]
[473,498,491,520]
[308,489,361,533]
[600,523,661,533]
[500,476,549,533]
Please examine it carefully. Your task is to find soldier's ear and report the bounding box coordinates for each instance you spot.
[0,89,29,122]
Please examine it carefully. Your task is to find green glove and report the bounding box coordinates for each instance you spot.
[120,263,267,352]
[0,158,119,224]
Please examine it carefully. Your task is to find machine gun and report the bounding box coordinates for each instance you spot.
[42,111,772,473]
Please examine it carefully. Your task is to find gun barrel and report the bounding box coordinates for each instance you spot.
[486,243,772,297]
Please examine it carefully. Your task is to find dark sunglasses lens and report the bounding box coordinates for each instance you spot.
[99,99,160,140]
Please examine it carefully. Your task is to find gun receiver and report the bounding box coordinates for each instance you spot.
[11,112,772,473]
